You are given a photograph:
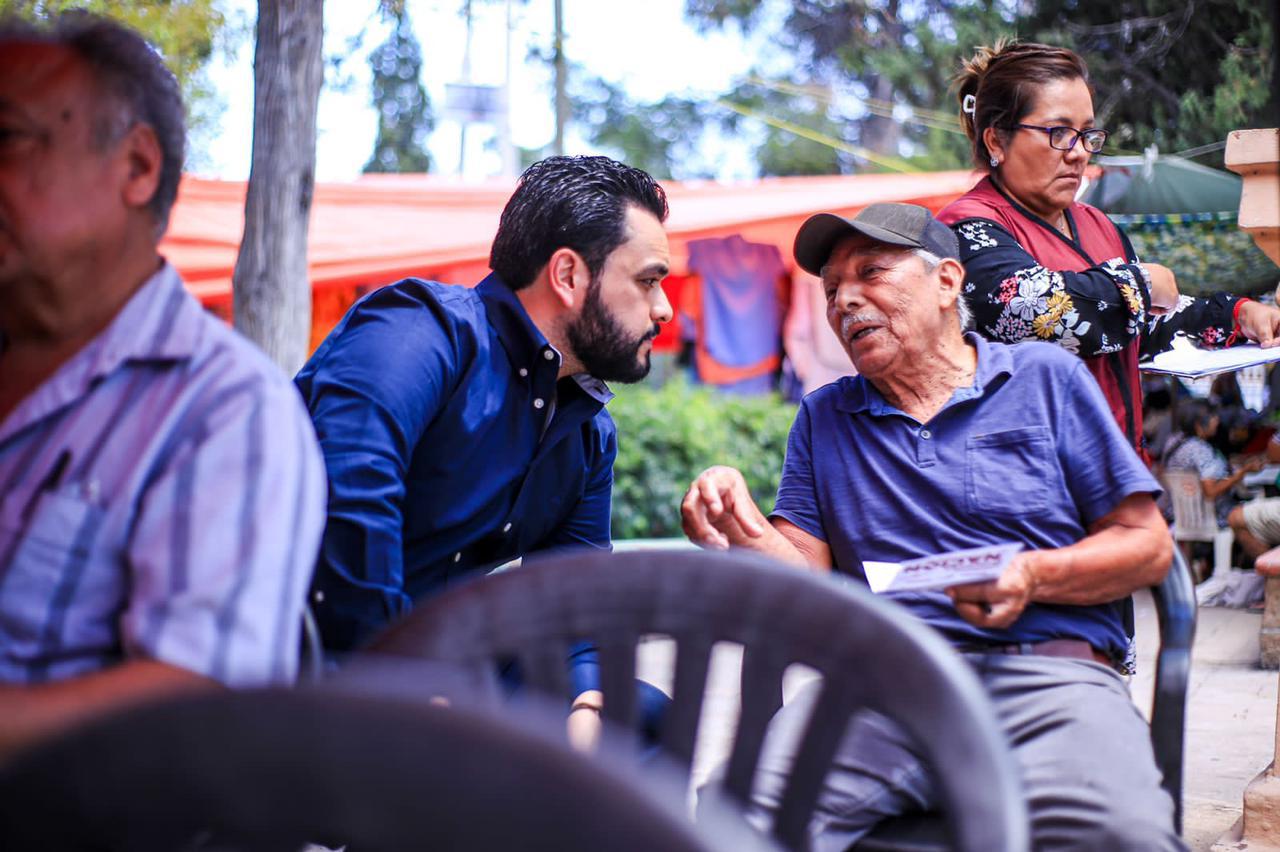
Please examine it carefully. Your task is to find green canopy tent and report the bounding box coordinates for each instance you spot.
[1081,146,1279,297]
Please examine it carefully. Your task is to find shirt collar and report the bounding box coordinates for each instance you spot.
[86,260,204,380]
[835,333,1012,416]
[571,373,614,405]
[477,272,558,368]
[476,273,614,404]
[0,261,203,445]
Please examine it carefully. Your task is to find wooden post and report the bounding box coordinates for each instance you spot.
[232,0,324,376]
[1215,127,1280,851]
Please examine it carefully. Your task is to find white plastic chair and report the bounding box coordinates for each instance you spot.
[1162,469,1233,576]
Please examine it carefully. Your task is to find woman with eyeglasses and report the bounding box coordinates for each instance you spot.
[938,41,1280,462]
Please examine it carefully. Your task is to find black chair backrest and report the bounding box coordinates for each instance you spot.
[1150,547,1197,832]
[366,548,1030,852]
[0,687,767,852]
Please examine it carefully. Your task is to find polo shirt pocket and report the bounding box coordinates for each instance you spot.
[965,426,1051,517]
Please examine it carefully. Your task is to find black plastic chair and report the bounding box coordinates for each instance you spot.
[1149,546,1197,831]
[855,546,1197,850]
[300,601,324,683]
[363,548,1030,852]
[0,685,773,852]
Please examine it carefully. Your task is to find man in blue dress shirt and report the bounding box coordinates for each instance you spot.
[681,204,1182,850]
[296,156,672,725]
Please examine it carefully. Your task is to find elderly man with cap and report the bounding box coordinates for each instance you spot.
[682,203,1182,850]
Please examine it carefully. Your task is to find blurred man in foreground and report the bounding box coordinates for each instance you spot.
[0,14,325,761]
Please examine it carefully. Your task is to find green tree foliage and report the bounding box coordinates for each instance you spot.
[683,0,1018,173]
[608,379,797,540]
[718,76,848,176]
[1023,0,1275,162]
[363,6,434,174]
[1126,222,1279,298]
[0,0,240,164]
[570,74,713,180]
[655,0,1274,175]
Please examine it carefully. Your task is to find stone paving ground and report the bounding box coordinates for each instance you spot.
[635,589,1279,850]
[1128,595,1278,851]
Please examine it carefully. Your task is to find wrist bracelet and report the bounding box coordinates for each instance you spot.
[1132,263,1154,315]
[570,702,602,714]
[1135,262,1153,293]
[1227,297,1252,347]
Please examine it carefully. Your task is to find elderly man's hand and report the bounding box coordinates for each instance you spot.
[946,553,1040,629]
[681,465,767,550]
[1238,300,1280,348]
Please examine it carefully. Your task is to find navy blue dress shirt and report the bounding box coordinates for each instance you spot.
[296,274,616,653]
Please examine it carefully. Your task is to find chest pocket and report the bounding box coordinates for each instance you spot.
[965,426,1052,517]
[0,488,109,641]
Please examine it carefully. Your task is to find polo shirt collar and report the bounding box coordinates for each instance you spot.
[835,332,1013,416]
[476,273,614,405]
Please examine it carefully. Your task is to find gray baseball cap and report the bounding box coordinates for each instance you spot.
[793,202,960,276]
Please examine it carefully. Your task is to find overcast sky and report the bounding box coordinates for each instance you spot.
[202,0,774,182]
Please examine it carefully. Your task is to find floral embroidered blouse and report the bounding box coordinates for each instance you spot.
[939,177,1241,457]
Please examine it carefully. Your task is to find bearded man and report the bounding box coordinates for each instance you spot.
[296,156,672,724]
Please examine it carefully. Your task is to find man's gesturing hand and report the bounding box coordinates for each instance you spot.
[681,465,767,550]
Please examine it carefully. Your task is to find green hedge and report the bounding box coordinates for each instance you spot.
[608,379,798,540]
[1124,221,1279,297]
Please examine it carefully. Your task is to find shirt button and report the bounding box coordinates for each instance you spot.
[313,590,325,603]
[920,429,932,439]
[453,552,462,563]
[502,522,513,533]
[533,398,545,409]
[543,349,555,361]
[518,368,528,377]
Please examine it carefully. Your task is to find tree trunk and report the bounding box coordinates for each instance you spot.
[552,0,567,156]
[860,74,900,159]
[233,0,324,376]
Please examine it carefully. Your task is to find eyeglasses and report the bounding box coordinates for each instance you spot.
[1011,124,1108,153]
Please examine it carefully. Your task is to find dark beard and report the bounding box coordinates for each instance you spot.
[565,278,658,384]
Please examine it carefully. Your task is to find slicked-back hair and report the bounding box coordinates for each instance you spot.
[0,12,186,234]
[489,156,668,291]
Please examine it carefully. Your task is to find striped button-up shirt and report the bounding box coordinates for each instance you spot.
[0,263,325,686]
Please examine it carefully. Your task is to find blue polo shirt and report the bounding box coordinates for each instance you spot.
[772,334,1160,658]
[296,274,616,653]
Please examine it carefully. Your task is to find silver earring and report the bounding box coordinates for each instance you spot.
[989,155,999,168]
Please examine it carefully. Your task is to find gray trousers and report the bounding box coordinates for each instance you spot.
[745,654,1186,851]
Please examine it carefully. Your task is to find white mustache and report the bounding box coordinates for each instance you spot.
[840,313,886,338]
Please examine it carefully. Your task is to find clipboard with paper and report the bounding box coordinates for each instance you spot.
[1139,334,1280,379]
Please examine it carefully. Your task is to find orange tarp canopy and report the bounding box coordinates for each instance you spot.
[162,169,979,302]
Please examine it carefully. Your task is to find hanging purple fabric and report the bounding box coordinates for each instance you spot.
[687,235,786,394]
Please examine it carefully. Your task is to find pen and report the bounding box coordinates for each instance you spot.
[38,450,71,493]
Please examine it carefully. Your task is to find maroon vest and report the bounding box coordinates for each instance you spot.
[939,177,1144,458]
